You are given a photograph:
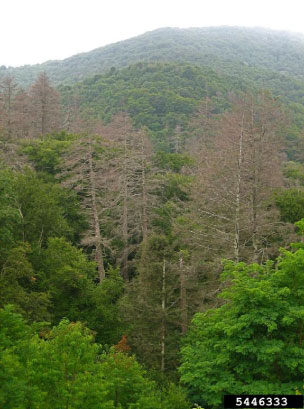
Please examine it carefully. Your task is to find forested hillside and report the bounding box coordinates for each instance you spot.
[3,26,304,86]
[61,62,304,160]
[2,27,304,408]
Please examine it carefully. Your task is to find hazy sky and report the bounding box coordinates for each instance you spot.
[2,0,304,67]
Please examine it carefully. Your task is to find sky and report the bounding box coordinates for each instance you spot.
[2,0,304,67]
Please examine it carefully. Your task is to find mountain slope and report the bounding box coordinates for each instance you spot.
[62,63,235,140]
[60,62,304,160]
[2,26,304,86]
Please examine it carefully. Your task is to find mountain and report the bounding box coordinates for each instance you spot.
[61,63,236,148]
[3,26,304,159]
[59,61,303,160]
[2,26,304,87]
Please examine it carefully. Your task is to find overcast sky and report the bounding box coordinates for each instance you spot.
[2,0,304,67]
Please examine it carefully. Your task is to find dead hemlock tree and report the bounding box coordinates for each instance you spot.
[0,73,61,141]
[98,114,156,280]
[188,91,286,264]
[62,91,85,134]
[60,112,156,282]
[0,78,30,168]
[59,133,118,282]
[29,72,61,139]
[13,89,32,140]
[0,75,19,140]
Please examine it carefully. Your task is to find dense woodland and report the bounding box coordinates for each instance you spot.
[2,27,304,408]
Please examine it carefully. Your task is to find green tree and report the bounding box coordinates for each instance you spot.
[0,170,21,262]
[179,241,304,407]
[0,306,30,409]
[99,349,161,409]
[84,267,124,345]
[0,243,50,322]
[276,189,304,223]
[37,237,96,323]
[22,131,78,175]
[0,313,114,409]
[121,235,189,374]
[31,320,113,409]
[0,169,74,248]
[0,311,188,409]
[11,170,72,245]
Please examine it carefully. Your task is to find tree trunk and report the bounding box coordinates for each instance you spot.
[250,104,259,263]
[41,95,46,137]
[141,131,148,243]
[179,254,188,334]
[88,141,105,282]
[234,113,244,263]
[7,83,12,138]
[121,127,129,281]
[0,76,17,139]
[161,258,166,372]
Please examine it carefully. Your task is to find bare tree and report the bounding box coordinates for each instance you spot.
[13,89,32,139]
[187,91,287,263]
[59,134,113,281]
[0,75,18,139]
[98,114,155,280]
[29,72,61,138]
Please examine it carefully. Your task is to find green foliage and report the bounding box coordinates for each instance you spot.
[0,306,31,409]
[83,267,124,345]
[37,237,97,322]
[55,187,89,244]
[154,152,193,172]
[180,246,304,407]
[21,133,89,243]
[0,169,88,323]
[22,131,78,175]
[275,189,304,223]
[0,310,186,409]
[121,234,183,373]
[152,169,192,236]
[0,243,50,322]
[64,63,231,149]
[295,219,304,236]
[161,383,191,409]
[0,169,86,250]
[32,319,112,409]
[5,170,72,245]
[160,173,191,202]
[100,349,161,408]
[0,170,22,259]
[283,161,304,184]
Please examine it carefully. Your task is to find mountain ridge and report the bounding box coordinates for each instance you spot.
[2,26,304,86]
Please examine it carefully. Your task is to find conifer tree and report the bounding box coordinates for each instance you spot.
[29,72,61,138]
[60,134,110,281]
[0,75,18,139]
[97,114,155,280]
[188,91,288,264]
